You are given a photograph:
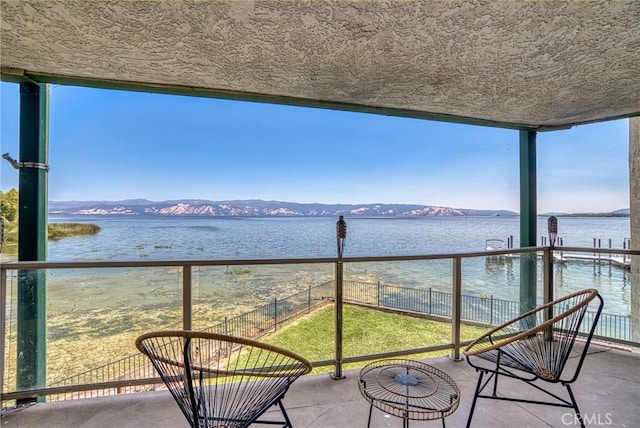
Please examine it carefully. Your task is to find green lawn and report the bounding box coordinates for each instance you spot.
[260,304,487,374]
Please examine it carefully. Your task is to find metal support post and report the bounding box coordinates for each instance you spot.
[519,130,537,315]
[16,82,49,403]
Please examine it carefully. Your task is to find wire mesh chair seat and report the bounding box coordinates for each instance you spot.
[136,330,312,428]
[463,289,603,428]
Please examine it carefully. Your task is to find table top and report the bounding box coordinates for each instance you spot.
[358,359,460,421]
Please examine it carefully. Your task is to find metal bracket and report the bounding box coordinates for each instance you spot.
[2,153,50,171]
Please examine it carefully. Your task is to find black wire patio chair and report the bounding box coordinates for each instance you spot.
[136,330,312,428]
[463,289,603,428]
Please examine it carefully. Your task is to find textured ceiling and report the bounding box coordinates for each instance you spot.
[1,1,639,130]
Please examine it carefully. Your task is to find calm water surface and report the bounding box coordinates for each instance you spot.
[45,215,630,260]
[6,215,633,316]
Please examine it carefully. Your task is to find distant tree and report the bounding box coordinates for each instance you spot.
[0,188,18,222]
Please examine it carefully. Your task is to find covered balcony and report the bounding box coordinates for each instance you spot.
[2,245,639,427]
[1,1,639,427]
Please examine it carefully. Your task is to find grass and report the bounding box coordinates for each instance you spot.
[258,304,488,374]
[47,223,101,241]
[1,222,100,251]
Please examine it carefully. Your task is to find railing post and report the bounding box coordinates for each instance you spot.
[490,295,494,325]
[1,267,6,396]
[544,247,554,314]
[451,257,462,361]
[332,216,347,380]
[182,264,192,330]
[274,298,278,331]
[543,248,554,307]
[332,259,345,379]
[308,284,311,314]
[542,247,555,341]
[377,280,381,307]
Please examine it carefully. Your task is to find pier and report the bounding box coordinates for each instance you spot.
[551,237,632,269]
[553,252,630,269]
[492,235,632,270]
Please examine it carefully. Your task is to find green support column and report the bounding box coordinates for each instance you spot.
[16,82,49,402]
[519,130,537,314]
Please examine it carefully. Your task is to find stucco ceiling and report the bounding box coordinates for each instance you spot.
[1,1,639,130]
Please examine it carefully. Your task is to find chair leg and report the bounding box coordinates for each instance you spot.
[565,384,585,428]
[278,399,294,428]
[492,353,501,396]
[366,402,373,428]
[466,370,484,428]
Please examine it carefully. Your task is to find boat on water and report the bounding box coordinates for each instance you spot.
[485,238,504,251]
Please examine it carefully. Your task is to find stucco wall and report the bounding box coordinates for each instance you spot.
[2,1,639,129]
[630,117,639,344]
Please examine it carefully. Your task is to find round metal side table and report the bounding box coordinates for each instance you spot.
[358,359,460,428]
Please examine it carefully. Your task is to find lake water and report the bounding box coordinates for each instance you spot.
[40,216,630,314]
[5,215,634,317]
[45,215,630,260]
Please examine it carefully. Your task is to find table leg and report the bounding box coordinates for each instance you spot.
[367,403,373,428]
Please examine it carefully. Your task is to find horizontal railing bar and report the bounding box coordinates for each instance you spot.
[0,257,336,270]
[2,246,637,272]
[2,344,465,400]
[310,344,458,368]
[343,343,458,363]
[1,377,164,401]
[590,334,638,349]
[2,246,636,271]
[556,247,640,256]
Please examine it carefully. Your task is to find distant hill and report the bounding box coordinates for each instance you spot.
[48,199,518,218]
[550,208,630,218]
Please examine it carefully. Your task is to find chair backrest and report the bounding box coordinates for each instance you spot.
[136,330,312,428]
[464,289,604,383]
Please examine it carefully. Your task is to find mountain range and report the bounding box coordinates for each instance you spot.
[49,199,519,217]
[48,199,630,218]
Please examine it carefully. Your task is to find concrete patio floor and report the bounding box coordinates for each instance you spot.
[2,344,638,428]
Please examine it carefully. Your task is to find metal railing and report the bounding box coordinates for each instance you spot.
[37,277,631,401]
[1,246,637,402]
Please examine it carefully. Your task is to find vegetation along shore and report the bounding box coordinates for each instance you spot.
[1,189,100,253]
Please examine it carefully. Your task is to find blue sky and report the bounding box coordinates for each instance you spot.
[0,82,630,213]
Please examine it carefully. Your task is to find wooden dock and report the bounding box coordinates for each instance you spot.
[553,252,630,269]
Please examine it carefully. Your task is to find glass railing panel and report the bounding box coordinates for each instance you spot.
[342,259,454,364]
[460,251,547,343]
[191,263,335,369]
[3,266,183,399]
[2,269,18,399]
[46,266,182,393]
[552,248,631,342]
[2,248,636,403]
